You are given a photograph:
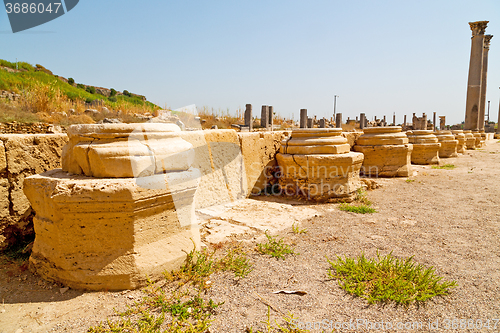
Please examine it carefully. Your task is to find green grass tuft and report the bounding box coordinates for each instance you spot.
[292,222,307,234]
[339,203,376,214]
[432,164,455,170]
[327,252,457,305]
[257,231,297,260]
[405,178,415,183]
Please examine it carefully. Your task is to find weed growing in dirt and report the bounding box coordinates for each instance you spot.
[432,164,456,170]
[292,223,307,234]
[339,203,376,214]
[405,179,415,183]
[257,231,297,260]
[354,189,371,205]
[89,245,252,332]
[327,252,457,305]
[246,306,311,333]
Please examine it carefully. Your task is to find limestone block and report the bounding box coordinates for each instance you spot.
[407,131,440,165]
[473,132,483,148]
[181,129,246,209]
[238,131,288,196]
[0,140,6,173]
[0,178,9,221]
[276,152,364,201]
[435,131,458,158]
[0,134,67,218]
[353,127,412,177]
[342,132,363,148]
[451,130,466,154]
[23,169,200,291]
[354,145,412,177]
[62,124,192,178]
[463,130,476,149]
[280,128,350,155]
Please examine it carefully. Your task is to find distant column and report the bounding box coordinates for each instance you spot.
[422,113,427,130]
[261,105,269,129]
[245,104,253,131]
[393,113,396,126]
[307,118,313,128]
[335,113,342,128]
[360,113,366,129]
[440,116,446,130]
[464,21,488,131]
[319,118,326,128]
[497,95,500,134]
[300,109,308,128]
[433,112,437,131]
[479,35,493,131]
[268,105,274,130]
[404,115,407,127]
[383,115,386,126]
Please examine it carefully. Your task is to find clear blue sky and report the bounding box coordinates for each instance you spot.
[1,0,499,125]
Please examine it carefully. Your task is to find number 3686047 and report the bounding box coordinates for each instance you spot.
[5,3,62,14]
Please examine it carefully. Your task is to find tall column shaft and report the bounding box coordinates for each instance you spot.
[335,113,342,128]
[360,113,366,129]
[300,109,307,128]
[261,105,269,129]
[479,35,493,131]
[268,106,274,129]
[245,104,253,131]
[465,21,488,130]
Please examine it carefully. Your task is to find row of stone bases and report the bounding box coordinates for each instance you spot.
[23,124,486,291]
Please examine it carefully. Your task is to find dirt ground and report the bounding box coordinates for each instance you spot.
[1,141,500,332]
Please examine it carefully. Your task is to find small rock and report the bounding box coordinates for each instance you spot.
[60,287,69,294]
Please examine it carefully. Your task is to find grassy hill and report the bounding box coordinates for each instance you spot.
[0,59,160,125]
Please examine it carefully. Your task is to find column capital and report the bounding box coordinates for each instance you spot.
[469,21,488,36]
[484,34,493,49]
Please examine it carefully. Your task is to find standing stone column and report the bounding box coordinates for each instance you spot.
[335,113,342,128]
[261,105,269,129]
[433,112,437,131]
[383,115,386,126]
[319,118,326,128]
[440,116,446,130]
[245,104,253,131]
[479,35,493,131]
[465,21,488,130]
[300,109,308,128]
[404,115,407,127]
[307,118,313,128]
[393,113,396,126]
[360,113,366,129]
[422,113,427,130]
[268,106,274,130]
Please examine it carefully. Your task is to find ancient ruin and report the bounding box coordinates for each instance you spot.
[435,131,459,158]
[451,130,466,154]
[276,128,363,202]
[23,124,201,290]
[463,130,476,149]
[353,126,412,177]
[407,130,441,165]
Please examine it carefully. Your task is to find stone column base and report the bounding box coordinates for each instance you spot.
[23,168,200,291]
[353,144,412,177]
[438,141,458,158]
[276,152,364,202]
[411,143,440,165]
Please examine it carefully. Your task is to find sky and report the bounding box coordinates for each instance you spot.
[1,0,499,125]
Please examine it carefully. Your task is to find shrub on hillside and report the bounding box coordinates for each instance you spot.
[77,83,85,89]
[35,64,53,75]
[68,78,75,85]
[85,86,96,94]
[108,96,117,102]
[110,88,117,97]
[123,90,132,97]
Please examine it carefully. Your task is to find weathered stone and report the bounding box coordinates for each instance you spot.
[24,169,200,291]
[463,130,476,149]
[239,131,287,196]
[473,131,483,148]
[0,140,5,173]
[451,130,466,154]
[276,128,363,201]
[62,124,191,178]
[407,130,441,165]
[353,127,412,177]
[435,131,458,158]
[180,129,246,209]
